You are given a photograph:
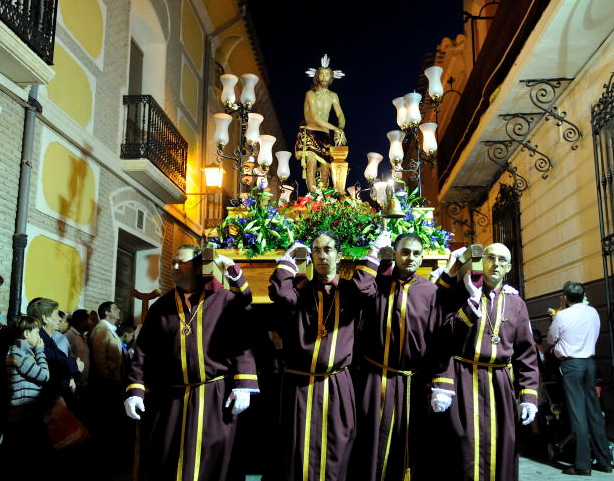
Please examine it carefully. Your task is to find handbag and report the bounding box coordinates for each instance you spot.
[43,396,90,450]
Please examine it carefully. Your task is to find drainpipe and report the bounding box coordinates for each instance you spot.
[200,8,245,238]
[8,85,42,322]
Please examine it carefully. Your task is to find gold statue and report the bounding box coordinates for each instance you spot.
[295,54,347,192]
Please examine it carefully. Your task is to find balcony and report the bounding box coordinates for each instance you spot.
[120,95,188,204]
[0,0,57,85]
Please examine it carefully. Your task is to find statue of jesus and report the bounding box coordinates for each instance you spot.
[295,54,347,192]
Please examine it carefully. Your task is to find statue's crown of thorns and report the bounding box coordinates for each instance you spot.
[305,54,345,79]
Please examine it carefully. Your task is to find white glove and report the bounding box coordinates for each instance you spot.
[124,396,145,420]
[520,402,537,425]
[444,246,468,273]
[225,389,251,415]
[463,270,483,306]
[287,242,311,262]
[431,388,455,413]
[369,231,392,257]
[215,253,235,270]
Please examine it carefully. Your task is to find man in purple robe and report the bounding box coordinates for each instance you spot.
[268,232,365,481]
[431,243,539,481]
[124,245,258,481]
[350,232,445,481]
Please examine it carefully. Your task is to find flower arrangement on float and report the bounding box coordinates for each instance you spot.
[208,185,452,259]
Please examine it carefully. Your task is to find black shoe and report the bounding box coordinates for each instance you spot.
[593,464,613,473]
[562,467,591,475]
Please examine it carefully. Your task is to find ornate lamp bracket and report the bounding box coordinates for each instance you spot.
[522,78,582,150]
[484,141,528,194]
[498,113,553,179]
[445,186,491,243]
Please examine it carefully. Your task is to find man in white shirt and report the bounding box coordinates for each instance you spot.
[547,281,612,475]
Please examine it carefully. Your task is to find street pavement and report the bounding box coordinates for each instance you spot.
[520,456,613,479]
[244,457,614,480]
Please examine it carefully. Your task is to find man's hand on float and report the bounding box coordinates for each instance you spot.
[287,242,311,263]
[444,246,468,277]
[368,231,392,258]
[215,253,235,270]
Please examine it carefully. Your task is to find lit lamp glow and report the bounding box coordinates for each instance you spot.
[364,152,384,183]
[240,73,259,108]
[257,135,276,167]
[387,130,406,170]
[371,181,388,207]
[420,122,438,156]
[246,113,264,144]
[392,97,409,130]
[424,66,444,101]
[204,166,225,188]
[405,92,422,127]
[275,151,292,181]
[220,74,238,107]
[213,113,232,148]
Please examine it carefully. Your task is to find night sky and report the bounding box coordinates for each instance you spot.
[246,1,464,196]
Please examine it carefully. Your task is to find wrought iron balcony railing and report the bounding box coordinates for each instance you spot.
[121,95,188,192]
[0,0,59,64]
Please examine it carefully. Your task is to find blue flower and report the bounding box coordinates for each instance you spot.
[244,197,256,207]
[237,217,247,224]
[244,233,256,245]
[266,206,277,218]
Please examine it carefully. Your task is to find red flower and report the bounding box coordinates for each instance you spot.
[310,202,322,211]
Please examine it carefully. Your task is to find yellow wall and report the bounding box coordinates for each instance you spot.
[42,142,97,226]
[181,0,204,71]
[25,235,83,311]
[181,62,199,121]
[59,0,105,60]
[46,43,93,128]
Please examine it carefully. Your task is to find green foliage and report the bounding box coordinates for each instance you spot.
[209,186,451,259]
[209,188,295,258]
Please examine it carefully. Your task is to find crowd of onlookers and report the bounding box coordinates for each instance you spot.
[0,286,137,479]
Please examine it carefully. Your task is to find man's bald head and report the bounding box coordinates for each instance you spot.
[482,243,512,290]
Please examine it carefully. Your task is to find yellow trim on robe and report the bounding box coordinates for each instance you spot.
[459,308,474,327]
[126,383,146,392]
[472,299,487,481]
[380,282,396,420]
[174,290,205,481]
[356,264,377,277]
[276,264,297,274]
[234,374,258,381]
[230,281,249,292]
[193,300,207,480]
[432,377,454,384]
[302,290,325,481]
[519,388,538,397]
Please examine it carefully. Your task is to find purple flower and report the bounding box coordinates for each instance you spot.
[244,233,256,245]
[244,197,256,207]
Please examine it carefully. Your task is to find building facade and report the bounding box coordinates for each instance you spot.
[0,0,283,325]
[426,0,614,432]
